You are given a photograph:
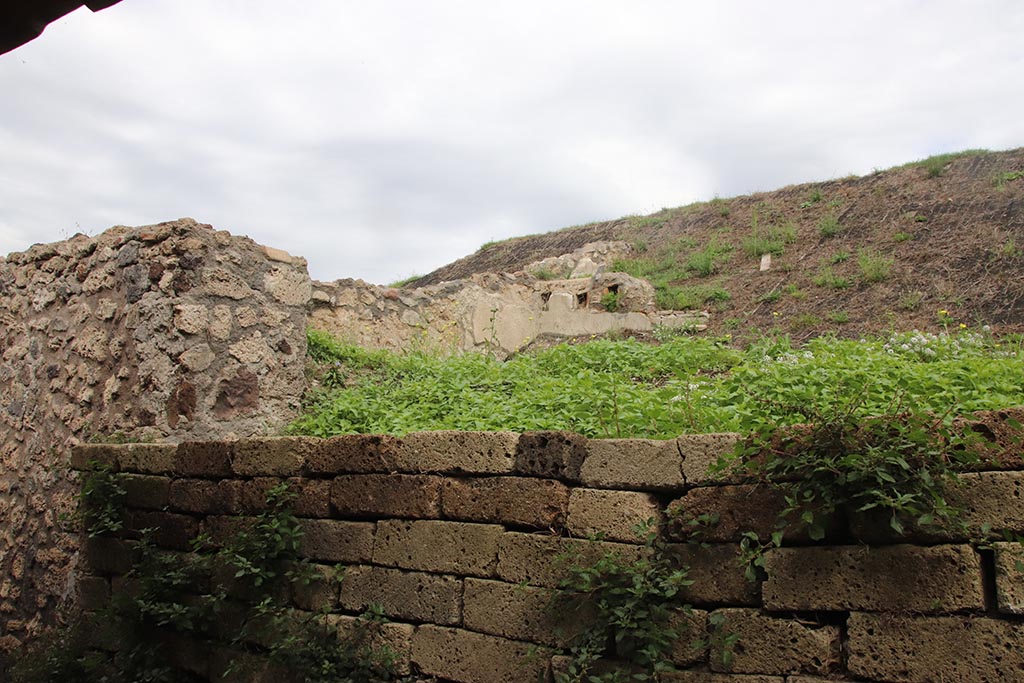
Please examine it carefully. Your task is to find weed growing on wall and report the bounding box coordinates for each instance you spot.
[551,523,692,682]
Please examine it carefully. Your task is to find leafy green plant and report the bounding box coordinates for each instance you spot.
[601,291,621,313]
[813,267,851,290]
[552,523,692,682]
[857,248,894,283]
[995,170,1024,189]
[685,240,733,277]
[818,214,841,237]
[76,462,127,537]
[829,251,850,264]
[893,232,912,243]
[909,149,989,178]
[800,189,824,208]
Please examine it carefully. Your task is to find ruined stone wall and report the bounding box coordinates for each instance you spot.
[70,420,1024,683]
[0,219,309,647]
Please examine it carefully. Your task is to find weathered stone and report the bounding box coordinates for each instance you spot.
[124,510,200,550]
[581,438,685,490]
[392,431,517,474]
[411,625,551,683]
[331,473,442,519]
[339,566,462,625]
[514,431,588,482]
[463,578,578,647]
[202,268,251,299]
[228,331,274,365]
[213,369,259,419]
[81,537,133,575]
[763,544,984,613]
[373,519,503,576]
[496,532,648,588]
[708,609,840,675]
[298,519,375,563]
[660,673,783,683]
[166,380,197,428]
[327,615,414,675]
[306,434,402,474]
[173,304,208,335]
[168,478,223,514]
[667,543,760,606]
[120,474,171,510]
[993,542,1024,615]
[290,563,339,612]
[178,344,215,372]
[847,612,1024,682]
[175,441,234,477]
[567,488,662,543]
[677,433,742,485]
[117,444,179,474]
[231,437,314,476]
[264,265,312,305]
[440,476,569,529]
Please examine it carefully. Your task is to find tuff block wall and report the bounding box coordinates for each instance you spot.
[70,420,1024,683]
[0,219,309,647]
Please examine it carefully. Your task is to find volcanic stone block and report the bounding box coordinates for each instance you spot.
[298,519,375,563]
[231,437,315,476]
[567,488,662,543]
[993,542,1024,615]
[285,477,331,518]
[441,476,569,529]
[330,474,443,519]
[339,566,462,625]
[668,485,788,543]
[290,563,340,612]
[513,431,588,482]
[373,520,503,576]
[847,612,1024,682]
[305,434,402,474]
[328,615,414,675]
[708,609,840,676]
[77,575,111,611]
[667,543,760,606]
[393,430,518,474]
[580,438,685,490]
[69,444,122,471]
[115,443,180,474]
[763,544,984,612]
[659,673,783,683]
[125,510,199,550]
[168,478,223,514]
[677,433,742,485]
[669,609,710,667]
[81,537,133,575]
[496,532,648,588]
[463,578,577,647]
[175,441,234,477]
[411,625,551,683]
[120,473,171,510]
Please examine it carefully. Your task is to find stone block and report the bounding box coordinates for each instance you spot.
[231,437,316,476]
[120,474,171,510]
[496,532,649,589]
[513,431,587,482]
[441,476,569,529]
[290,563,340,612]
[393,431,518,474]
[174,441,234,477]
[339,566,462,625]
[168,478,223,514]
[993,542,1024,615]
[669,609,709,667]
[463,578,580,647]
[77,575,111,611]
[411,625,550,683]
[217,477,284,515]
[328,615,414,675]
[667,485,826,544]
[847,612,1024,682]
[81,537,133,575]
[667,544,760,606]
[763,544,984,612]
[567,488,662,543]
[708,609,840,676]
[677,433,742,485]
[330,474,443,519]
[298,519,375,563]
[306,434,402,474]
[286,477,331,518]
[581,438,686,490]
[116,444,179,475]
[69,444,122,471]
[373,520,503,577]
[125,510,200,550]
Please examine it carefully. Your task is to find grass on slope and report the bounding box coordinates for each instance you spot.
[289,328,1024,439]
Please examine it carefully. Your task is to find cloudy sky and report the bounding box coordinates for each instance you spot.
[1,2,1022,283]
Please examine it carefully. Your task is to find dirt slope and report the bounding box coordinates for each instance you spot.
[412,149,1024,340]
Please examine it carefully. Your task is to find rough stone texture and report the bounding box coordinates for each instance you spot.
[373,520,504,577]
[440,476,569,529]
[290,563,340,612]
[462,578,578,647]
[231,437,314,476]
[993,542,1024,615]
[0,220,309,643]
[339,566,462,626]
[305,434,402,474]
[330,473,443,519]
[496,531,648,588]
[327,614,415,675]
[677,433,742,485]
[667,544,760,606]
[513,431,588,482]
[709,609,840,676]
[667,485,789,543]
[567,488,662,543]
[847,612,1024,682]
[581,438,685,490]
[763,544,984,613]
[659,673,783,683]
[392,431,518,474]
[410,625,551,683]
[297,519,376,563]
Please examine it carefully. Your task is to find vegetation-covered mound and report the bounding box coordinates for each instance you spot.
[290,328,1024,439]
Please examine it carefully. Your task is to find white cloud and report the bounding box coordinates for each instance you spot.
[1,1,1022,283]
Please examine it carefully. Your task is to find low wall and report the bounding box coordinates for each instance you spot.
[70,424,1024,683]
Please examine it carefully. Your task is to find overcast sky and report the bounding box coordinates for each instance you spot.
[1,2,1022,283]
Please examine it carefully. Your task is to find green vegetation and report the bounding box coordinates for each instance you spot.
[386,274,422,288]
[742,214,797,258]
[684,240,733,277]
[613,237,735,309]
[893,232,912,243]
[800,188,823,208]
[813,267,851,290]
[531,267,561,281]
[601,290,621,312]
[995,170,1024,189]
[906,149,990,178]
[818,213,842,238]
[857,248,894,283]
[829,250,850,264]
[293,328,1024,439]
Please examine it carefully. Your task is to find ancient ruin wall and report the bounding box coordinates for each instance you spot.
[71,425,1024,683]
[0,219,310,646]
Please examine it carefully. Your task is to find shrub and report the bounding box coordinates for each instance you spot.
[857,248,894,283]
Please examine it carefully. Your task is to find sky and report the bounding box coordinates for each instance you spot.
[1,2,1022,284]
